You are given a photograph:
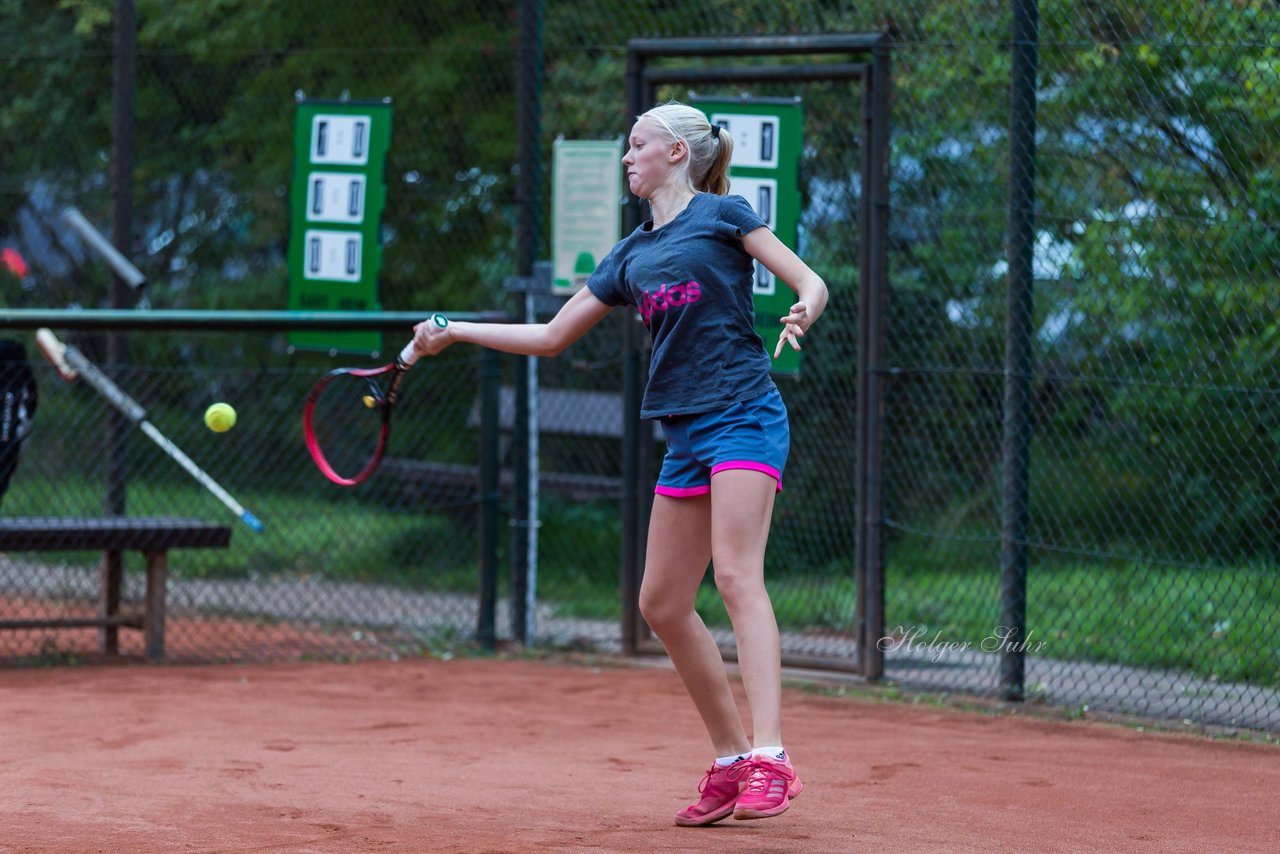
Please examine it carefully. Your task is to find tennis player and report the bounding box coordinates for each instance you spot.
[413,100,827,825]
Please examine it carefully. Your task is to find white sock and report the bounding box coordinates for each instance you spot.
[715,751,751,767]
[752,745,786,762]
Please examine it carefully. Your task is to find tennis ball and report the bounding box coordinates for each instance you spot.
[204,402,236,433]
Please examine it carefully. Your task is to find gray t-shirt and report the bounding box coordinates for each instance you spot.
[587,192,776,418]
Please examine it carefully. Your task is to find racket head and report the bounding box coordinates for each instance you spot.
[303,364,398,486]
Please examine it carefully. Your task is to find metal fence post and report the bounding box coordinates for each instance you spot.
[1000,0,1039,702]
[619,50,647,655]
[856,41,892,680]
[101,0,137,655]
[512,0,543,647]
[477,348,502,650]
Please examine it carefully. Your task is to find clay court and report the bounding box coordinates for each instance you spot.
[2,655,1276,853]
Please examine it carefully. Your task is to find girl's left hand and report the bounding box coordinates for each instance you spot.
[773,301,809,358]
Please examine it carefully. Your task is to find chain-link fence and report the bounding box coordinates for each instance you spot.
[2,1,1276,732]
[0,333,478,662]
[876,2,1279,732]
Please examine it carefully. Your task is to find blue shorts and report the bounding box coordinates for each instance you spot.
[655,388,790,498]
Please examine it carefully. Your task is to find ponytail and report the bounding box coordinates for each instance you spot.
[699,125,733,195]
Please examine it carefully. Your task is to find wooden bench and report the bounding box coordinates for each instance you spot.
[0,516,231,660]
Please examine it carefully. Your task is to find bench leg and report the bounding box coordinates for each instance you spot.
[99,549,123,655]
[144,550,168,661]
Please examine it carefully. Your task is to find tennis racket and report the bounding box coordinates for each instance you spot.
[34,328,265,532]
[302,313,447,486]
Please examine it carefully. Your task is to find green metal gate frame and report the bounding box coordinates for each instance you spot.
[621,33,892,677]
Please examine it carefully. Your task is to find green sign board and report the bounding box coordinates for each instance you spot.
[287,99,392,354]
[551,139,623,295]
[693,97,803,375]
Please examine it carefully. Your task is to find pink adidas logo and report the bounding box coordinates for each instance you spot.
[638,281,701,325]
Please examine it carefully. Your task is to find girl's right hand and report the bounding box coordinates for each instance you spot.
[412,317,454,357]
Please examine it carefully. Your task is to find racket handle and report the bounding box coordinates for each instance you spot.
[399,313,449,367]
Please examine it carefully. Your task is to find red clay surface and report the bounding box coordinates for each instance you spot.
[1,656,1276,853]
[0,598,387,663]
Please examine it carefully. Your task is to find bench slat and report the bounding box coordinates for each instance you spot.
[0,517,231,551]
[0,615,144,630]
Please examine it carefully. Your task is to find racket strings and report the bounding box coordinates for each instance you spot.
[307,371,390,484]
[359,375,386,408]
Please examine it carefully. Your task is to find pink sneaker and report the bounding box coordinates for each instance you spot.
[733,752,803,820]
[674,758,751,827]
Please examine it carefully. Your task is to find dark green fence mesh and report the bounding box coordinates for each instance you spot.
[1,1,1276,731]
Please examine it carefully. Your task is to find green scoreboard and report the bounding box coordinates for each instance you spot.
[287,99,393,354]
[693,97,804,375]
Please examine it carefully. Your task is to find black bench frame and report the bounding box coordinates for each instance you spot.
[0,517,231,660]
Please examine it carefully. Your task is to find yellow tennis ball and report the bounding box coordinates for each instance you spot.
[204,402,236,433]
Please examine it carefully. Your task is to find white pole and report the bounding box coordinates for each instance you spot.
[525,290,539,645]
[61,206,146,289]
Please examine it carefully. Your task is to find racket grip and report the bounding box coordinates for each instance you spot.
[398,313,449,367]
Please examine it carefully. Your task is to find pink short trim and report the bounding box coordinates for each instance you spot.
[654,484,712,498]
[713,461,783,492]
[654,462,783,498]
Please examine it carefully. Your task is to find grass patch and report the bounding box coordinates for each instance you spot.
[6,476,1275,687]
[886,535,1280,687]
[2,474,478,591]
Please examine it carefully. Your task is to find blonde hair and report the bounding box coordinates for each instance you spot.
[640,101,734,195]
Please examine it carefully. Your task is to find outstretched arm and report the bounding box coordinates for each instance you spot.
[412,285,614,358]
[742,227,829,358]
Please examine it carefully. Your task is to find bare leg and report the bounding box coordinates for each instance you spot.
[639,493,751,757]
[709,469,782,748]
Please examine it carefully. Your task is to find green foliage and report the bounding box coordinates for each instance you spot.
[3,0,521,311]
[856,1,1280,564]
[538,496,620,589]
